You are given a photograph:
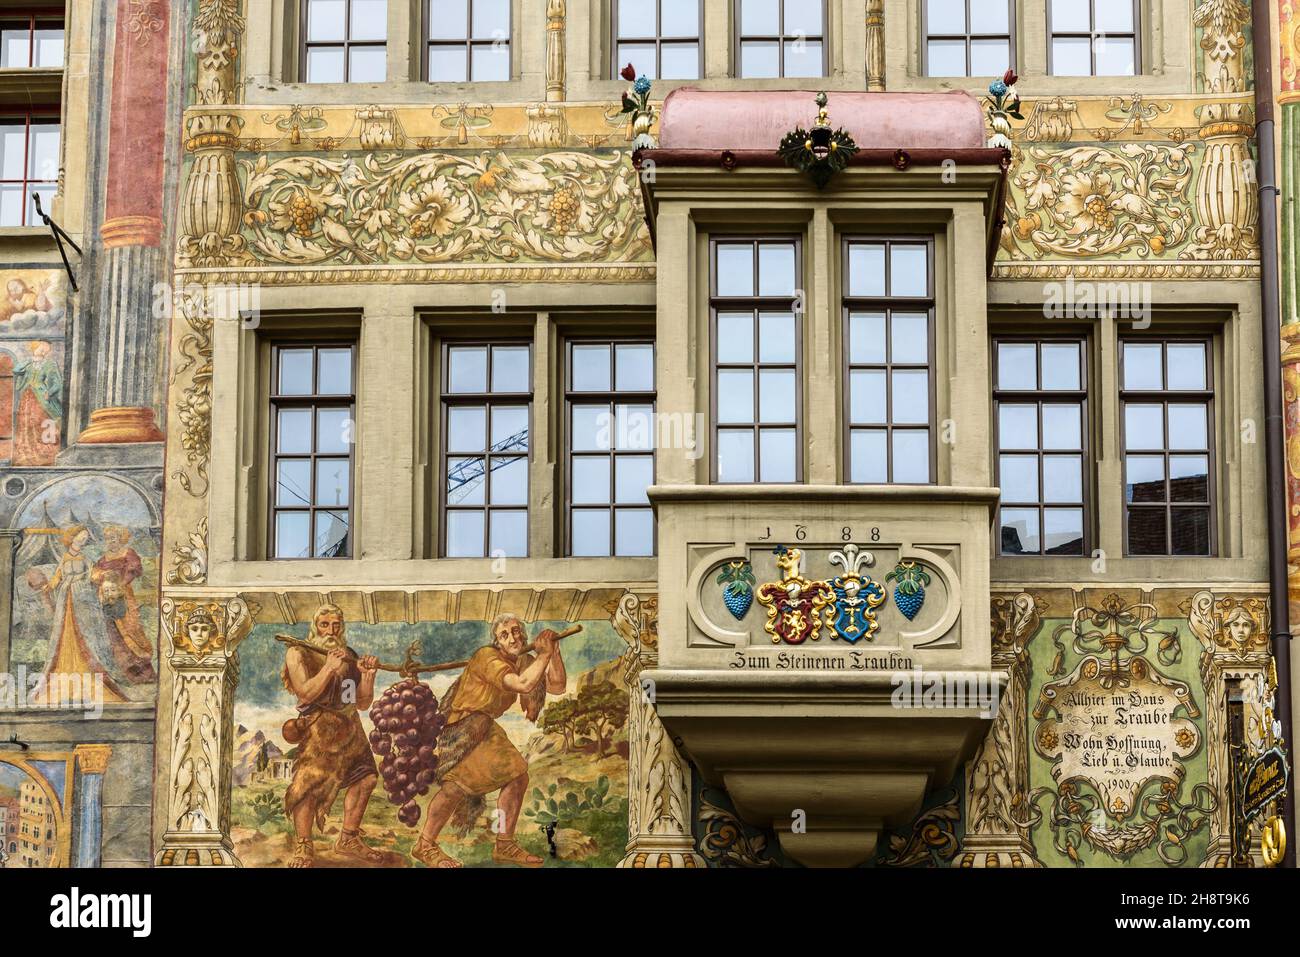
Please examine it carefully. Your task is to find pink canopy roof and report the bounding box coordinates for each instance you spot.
[658,89,987,152]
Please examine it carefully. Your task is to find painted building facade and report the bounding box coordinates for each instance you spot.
[0,0,1295,869]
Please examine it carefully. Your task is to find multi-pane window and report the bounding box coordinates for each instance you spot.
[736,0,825,78]
[270,344,356,559]
[426,0,511,82]
[302,0,387,83]
[0,114,59,227]
[843,239,933,485]
[614,0,700,80]
[1121,340,1213,556]
[923,0,1013,77]
[567,340,656,557]
[994,339,1088,556]
[712,239,800,484]
[441,342,530,557]
[0,13,63,68]
[1049,0,1138,76]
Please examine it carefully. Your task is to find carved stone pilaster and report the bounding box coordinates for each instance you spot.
[1185,0,1258,261]
[546,0,566,102]
[179,1,247,269]
[865,0,885,92]
[1186,589,1271,867]
[155,595,253,867]
[957,593,1042,868]
[612,591,704,868]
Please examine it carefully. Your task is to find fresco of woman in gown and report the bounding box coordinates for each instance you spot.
[92,525,157,683]
[29,525,128,706]
[12,340,62,466]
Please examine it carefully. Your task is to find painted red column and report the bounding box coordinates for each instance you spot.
[80,0,170,444]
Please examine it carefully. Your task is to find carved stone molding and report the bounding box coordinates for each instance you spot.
[155,594,254,867]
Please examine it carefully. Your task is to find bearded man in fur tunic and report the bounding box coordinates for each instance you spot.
[411,613,566,868]
[282,604,384,867]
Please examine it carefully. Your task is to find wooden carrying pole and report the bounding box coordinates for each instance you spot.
[274,624,583,677]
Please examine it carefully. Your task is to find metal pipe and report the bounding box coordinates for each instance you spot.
[1252,0,1296,868]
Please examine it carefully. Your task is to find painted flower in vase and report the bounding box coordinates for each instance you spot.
[985,69,1023,150]
[620,64,656,150]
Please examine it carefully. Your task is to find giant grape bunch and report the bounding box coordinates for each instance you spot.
[368,677,445,827]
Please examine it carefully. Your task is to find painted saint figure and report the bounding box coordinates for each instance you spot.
[30,525,127,706]
[281,604,384,867]
[91,525,156,683]
[411,612,566,869]
[12,340,61,466]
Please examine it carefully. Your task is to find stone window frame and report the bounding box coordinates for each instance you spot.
[986,305,1264,582]
[247,0,537,105]
[222,312,365,564]
[708,234,806,485]
[990,334,1092,557]
[298,0,389,83]
[436,337,534,559]
[609,0,705,80]
[1118,334,1217,557]
[561,333,658,558]
[890,0,1188,97]
[919,0,1016,78]
[1045,0,1142,77]
[840,234,938,486]
[267,341,358,560]
[576,0,869,102]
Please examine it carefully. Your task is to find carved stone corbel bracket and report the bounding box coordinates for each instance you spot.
[155,594,254,867]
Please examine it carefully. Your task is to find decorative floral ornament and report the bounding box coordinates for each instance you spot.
[985,68,1023,150]
[716,560,757,620]
[886,560,931,621]
[776,91,858,189]
[620,64,657,150]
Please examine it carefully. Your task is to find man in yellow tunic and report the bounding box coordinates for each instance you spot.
[412,613,566,868]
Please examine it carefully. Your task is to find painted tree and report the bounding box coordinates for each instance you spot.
[574,681,628,758]
[539,696,581,752]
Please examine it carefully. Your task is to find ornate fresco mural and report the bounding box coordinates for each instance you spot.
[8,475,160,704]
[225,615,630,868]
[687,587,1275,869]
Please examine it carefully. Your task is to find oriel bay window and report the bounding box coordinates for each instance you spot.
[843,238,934,485]
[994,339,1088,556]
[302,0,387,83]
[711,238,801,484]
[441,342,531,558]
[567,339,656,557]
[1122,339,1214,556]
[614,0,701,80]
[270,344,356,559]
